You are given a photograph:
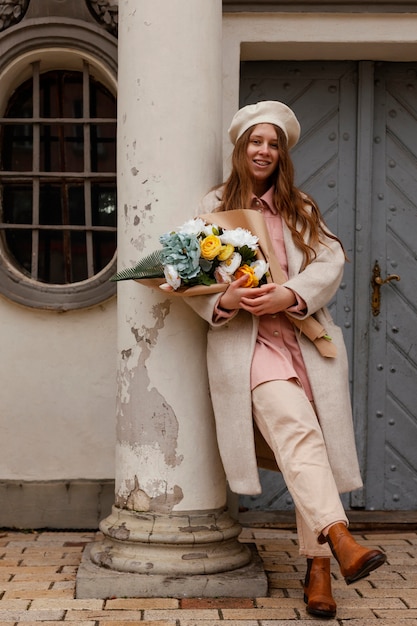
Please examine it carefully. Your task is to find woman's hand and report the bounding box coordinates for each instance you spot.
[240,283,296,316]
[218,274,253,310]
[219,278,296,316]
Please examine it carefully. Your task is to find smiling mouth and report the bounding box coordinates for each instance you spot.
[253,160,271,167]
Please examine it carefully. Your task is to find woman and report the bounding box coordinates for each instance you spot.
[186,101,386,619]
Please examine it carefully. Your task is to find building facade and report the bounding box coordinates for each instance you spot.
[0,0,416,529]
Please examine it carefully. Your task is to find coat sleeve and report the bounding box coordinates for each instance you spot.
[284,232,345,319]
[183,292,239,327]
[196,187,223,214]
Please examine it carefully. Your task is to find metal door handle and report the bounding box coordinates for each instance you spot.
[371,260,400,317]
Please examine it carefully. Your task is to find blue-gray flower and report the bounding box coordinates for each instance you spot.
[159,232,201,280]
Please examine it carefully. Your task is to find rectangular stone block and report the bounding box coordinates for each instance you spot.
[76,543,268,599]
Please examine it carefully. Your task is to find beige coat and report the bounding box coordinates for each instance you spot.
[185,189,363,496]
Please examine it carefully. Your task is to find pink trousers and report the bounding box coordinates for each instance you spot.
[252,379,348,557]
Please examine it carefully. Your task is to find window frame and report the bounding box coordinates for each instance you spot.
[0,21,118,310]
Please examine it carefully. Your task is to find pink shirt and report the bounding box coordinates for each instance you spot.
[249,190,313,400]
[214,188,313,401]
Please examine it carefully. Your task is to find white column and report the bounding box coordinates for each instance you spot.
[79,1,265,595]
[111,0,226,516]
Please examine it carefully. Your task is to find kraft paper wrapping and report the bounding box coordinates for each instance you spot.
[134,277,228,297]
[136,209,336,358]
[200,210,337,358]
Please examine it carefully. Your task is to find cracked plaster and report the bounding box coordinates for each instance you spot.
[115,294,185,511]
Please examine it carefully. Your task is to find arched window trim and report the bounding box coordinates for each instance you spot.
[0,19,118,310]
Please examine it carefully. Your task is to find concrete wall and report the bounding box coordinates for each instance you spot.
[0,296,117,481]
[0,294,117,528]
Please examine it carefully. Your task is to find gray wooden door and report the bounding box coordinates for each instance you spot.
[366,63,417,510]
[239,61,417,512]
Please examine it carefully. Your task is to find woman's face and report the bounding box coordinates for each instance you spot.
[246,123,279,194]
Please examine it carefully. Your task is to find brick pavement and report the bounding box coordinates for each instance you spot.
[0,526,416,624]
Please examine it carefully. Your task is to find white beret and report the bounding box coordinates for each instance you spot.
[228,100,301,149]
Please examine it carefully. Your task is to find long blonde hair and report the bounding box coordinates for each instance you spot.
[216,124,345,267]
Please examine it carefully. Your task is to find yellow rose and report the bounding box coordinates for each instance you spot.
[234,264,259,288]
[200,235,223,260]
[217,243,234,261]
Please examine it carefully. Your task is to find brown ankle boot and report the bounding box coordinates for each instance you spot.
[324,523,386,585]
[303,557,336,619]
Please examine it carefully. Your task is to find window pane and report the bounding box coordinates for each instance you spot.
[3,185,32,275]
[38,230,88,284]
[38,230,64,283]
[71,231,87,282]
[7,77,33,117]
[39,183,86,226]
[91,123,116,172]
[62,75,84,118]
[68,185,85,225]
[90,79,116,118]
[3,184,33,224]
[40,72,56,117]
[4,229,32,275]
[40,124,84,172]
[91,185,116,227]
[40,72,83,118]
[93,231,117,271]
[37,232,90,284]
[2,125,33,171]
[39,184,62,225]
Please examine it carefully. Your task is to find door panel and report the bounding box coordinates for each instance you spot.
[239,60,417,512]
[366,63,417,510]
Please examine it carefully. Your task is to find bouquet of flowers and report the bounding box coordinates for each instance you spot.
[111,217,269,294]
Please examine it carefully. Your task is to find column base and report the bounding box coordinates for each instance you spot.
[75,506,268,598]
[76,542,268,598]
[87,505,254,575]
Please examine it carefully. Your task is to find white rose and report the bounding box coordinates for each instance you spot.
[214,265,233,284]
[220,227,259,250]
[163,264,181,290]
[203,223,219,236]
[251,259,269,280]
[219,252,242,275]
[177,218,206,237]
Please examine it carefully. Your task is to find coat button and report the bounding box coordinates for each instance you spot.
[273,330,280,337]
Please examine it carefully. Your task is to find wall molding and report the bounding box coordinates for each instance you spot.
[223,0,417,12]
[0,480,114,529]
